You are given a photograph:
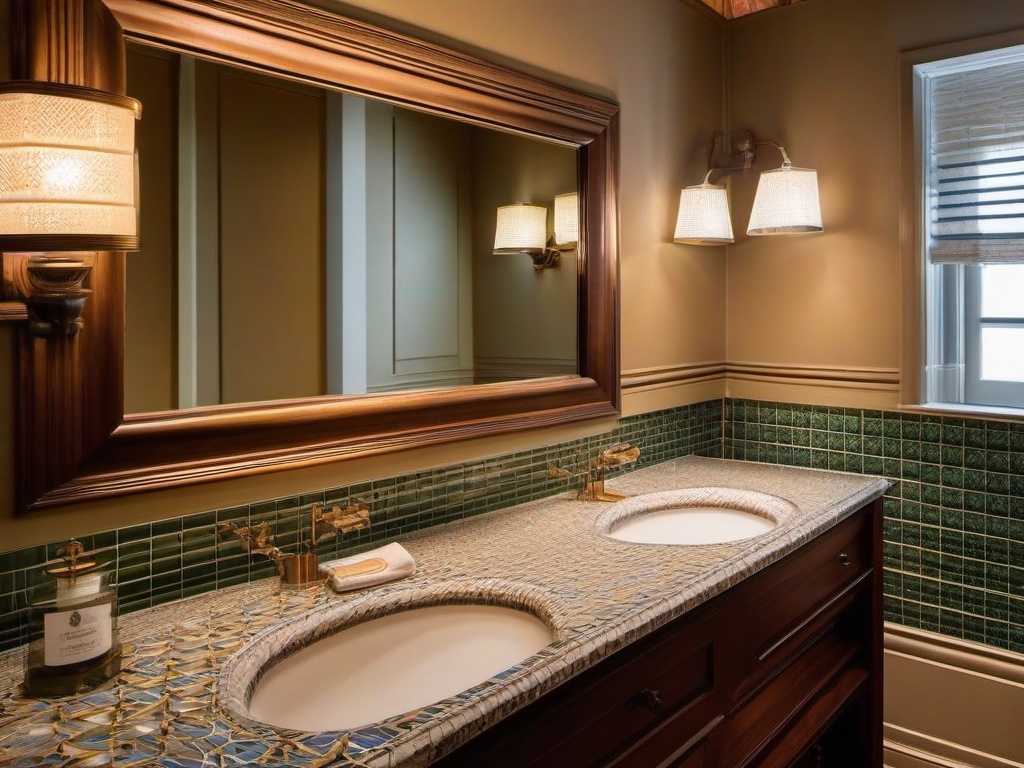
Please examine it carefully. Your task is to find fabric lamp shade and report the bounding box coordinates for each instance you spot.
[673,183,734,245]
[746,165,822,235]
[0,82,141,252]
[494,203,547,252]
[553,192,579,246]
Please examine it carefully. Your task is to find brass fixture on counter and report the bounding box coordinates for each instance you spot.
[548,444,641,502]
[217,502,372,589]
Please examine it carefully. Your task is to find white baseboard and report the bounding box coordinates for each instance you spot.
[884,623,1024,768]
[885,724,1021,768]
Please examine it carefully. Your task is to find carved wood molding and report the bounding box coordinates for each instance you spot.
[13,0,621,512]
[104,0,614,142]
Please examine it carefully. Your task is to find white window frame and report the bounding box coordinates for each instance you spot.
[912,40,1024,414]
[963,264,1024,407]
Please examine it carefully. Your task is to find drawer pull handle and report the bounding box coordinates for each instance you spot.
[630,688,664,714]
[839,553,852,566]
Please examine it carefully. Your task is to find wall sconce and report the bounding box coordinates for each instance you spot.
[494,196,578,270]
[0,81,141,337]
[746,144,822,235]
[673,171,734,245]
[673,131,822,245]
[553,192,579,248]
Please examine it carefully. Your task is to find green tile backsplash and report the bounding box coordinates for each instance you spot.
[0,400,722,653]
[725,399,1024,655]
[3,395,1020,658]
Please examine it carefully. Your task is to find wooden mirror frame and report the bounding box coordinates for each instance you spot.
[8,0,619,513]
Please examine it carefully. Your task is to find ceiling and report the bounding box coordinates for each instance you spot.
[698,0,804,19]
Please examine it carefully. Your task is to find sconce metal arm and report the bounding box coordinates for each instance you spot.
[754,140,793,167]
[703,131,795,182]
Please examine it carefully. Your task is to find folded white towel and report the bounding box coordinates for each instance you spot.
[319,542,416,593]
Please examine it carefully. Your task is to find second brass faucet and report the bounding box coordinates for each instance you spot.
[218,501,371,588]
[548,443,640,501]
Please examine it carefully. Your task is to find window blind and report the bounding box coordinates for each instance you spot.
[929,58,1024,264]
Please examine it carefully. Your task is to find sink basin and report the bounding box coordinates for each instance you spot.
[238,601,553,732]
[597,487,797,546]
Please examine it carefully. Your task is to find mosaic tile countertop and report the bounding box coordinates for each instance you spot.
[0,457,888,767]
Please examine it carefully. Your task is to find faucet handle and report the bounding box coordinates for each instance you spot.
[312,501,371,545]
[218,520,281,557]
[595,443,640,468]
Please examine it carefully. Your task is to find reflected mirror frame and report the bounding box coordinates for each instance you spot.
[12,0,620,513]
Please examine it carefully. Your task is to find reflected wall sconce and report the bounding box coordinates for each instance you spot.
[673,130,822,246]
[553,192,579,248]
[494,195,579,270]
[0,81,142,337]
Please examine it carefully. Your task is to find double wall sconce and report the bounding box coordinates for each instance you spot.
[0,81,141,336]
[493,192,578,270]
[674,131,822,245]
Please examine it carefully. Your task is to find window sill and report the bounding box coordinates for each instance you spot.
[899,402,1024,424]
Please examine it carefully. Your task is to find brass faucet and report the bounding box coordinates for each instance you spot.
[217,501,371,588]
[548,443,640,502]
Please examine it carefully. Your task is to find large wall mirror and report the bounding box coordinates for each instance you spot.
[124,45,579,412]
[9,0,619,513]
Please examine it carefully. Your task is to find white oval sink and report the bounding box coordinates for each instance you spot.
[245,603,552,732]
[597,487,797,546]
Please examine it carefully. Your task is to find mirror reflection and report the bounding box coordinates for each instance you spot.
[123,44,579,414]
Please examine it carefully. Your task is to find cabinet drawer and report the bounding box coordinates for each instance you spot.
[437,608,721,768]
[531,609,720,767]
[741,508,872,675]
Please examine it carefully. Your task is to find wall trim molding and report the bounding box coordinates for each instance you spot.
[727,361,901,390]
[724,362,902,410]
[621,361,727,392]
[884,623,1024,768]
[886,623,1024,685]
[884,725,1024,768]
[622,361,900,394]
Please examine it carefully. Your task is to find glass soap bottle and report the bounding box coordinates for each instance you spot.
[24,539,121,697]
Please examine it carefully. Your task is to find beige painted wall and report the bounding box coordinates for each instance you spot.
[0,0,725,548]
[726,0,1024,406]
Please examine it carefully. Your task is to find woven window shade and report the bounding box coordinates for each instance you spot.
[928,57,1024,264]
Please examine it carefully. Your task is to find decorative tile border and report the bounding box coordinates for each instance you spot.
[0,399,723,653]
[724,398,1024,654]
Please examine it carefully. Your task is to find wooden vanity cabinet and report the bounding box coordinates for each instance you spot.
[434,497,882,768]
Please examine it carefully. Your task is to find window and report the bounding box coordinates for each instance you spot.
[916,45,1024,411]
